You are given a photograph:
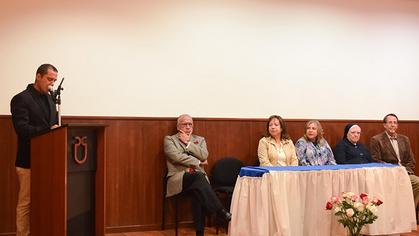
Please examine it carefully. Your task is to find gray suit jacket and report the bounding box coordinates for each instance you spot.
[164,134,209,197]
[370,132,416,174]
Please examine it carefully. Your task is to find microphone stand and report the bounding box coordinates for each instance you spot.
[56,89,62,126]
[52,78,64,126]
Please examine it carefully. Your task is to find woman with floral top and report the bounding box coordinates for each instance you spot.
[258,115,298,166]
[295,120,336,166]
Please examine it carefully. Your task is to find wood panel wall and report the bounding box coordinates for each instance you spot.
[1,115,418,234]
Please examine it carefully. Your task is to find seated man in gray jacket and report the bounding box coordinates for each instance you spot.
[164,114,231,236]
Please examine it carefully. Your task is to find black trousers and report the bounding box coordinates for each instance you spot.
[182,172,223,236]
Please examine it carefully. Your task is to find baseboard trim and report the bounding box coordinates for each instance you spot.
[0,232,15,236]
[105,221,194,233]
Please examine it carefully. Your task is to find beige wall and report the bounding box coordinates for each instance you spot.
[1,0,419,119]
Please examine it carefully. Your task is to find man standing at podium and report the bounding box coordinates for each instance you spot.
[10,64,59,236]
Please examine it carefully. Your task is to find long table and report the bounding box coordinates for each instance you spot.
[229,163,416,236]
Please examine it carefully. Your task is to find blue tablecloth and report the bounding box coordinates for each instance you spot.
[239,163,398,177]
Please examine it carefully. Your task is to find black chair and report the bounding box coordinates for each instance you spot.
[211,157,244,234]
[254,157,260,166]
[162,173,187,236]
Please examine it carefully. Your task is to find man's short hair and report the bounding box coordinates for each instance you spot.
[36,64,58,76]
[383,113,398,123]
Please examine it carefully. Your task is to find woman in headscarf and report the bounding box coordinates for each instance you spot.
[295,120,336,166]
[333,123,374,164]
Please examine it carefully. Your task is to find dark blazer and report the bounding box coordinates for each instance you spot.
[334,138,374,164]
[10,84,58,168]
[370,132,416,174]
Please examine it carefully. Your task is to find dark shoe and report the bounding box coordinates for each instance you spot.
[217,209,232,222]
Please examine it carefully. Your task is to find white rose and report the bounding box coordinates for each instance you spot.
[346,208,355,217]
[342,192,351,198]
[366,204,378,214]
[354,202,365,212]
[334,206,341,213]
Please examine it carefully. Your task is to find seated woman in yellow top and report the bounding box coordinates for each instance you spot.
[258,115,298,166]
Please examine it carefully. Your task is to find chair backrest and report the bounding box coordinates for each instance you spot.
[211,157,244,187]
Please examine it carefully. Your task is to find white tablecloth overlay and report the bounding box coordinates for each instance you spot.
[229,166,416,236]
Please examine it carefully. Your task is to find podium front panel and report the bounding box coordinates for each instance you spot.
[67,127,97,236]
[31,124,106,236]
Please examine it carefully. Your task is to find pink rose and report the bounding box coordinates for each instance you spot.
[360,193,369,204]
[360,193,368,200]
[359,193,368,200]
[351,195,359,202]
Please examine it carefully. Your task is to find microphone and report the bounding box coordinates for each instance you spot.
[55,77,64,94]
[50,78,65,104]
[48,85,54,94]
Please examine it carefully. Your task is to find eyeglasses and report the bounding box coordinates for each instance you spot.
[180,122,193,127]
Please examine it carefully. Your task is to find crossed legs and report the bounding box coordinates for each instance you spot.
[182,172,223,236]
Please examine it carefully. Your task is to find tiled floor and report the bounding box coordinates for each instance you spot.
[107,226,419,236]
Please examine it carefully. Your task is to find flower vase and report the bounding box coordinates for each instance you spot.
[347,227,362,236]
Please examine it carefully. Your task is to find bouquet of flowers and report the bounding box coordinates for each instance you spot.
[325,192,383,236]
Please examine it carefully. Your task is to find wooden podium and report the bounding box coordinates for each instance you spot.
[30,124,106,236]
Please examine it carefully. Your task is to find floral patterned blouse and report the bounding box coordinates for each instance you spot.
[295,137,336,166]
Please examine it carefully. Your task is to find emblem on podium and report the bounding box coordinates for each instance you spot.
[73,136,88,164]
